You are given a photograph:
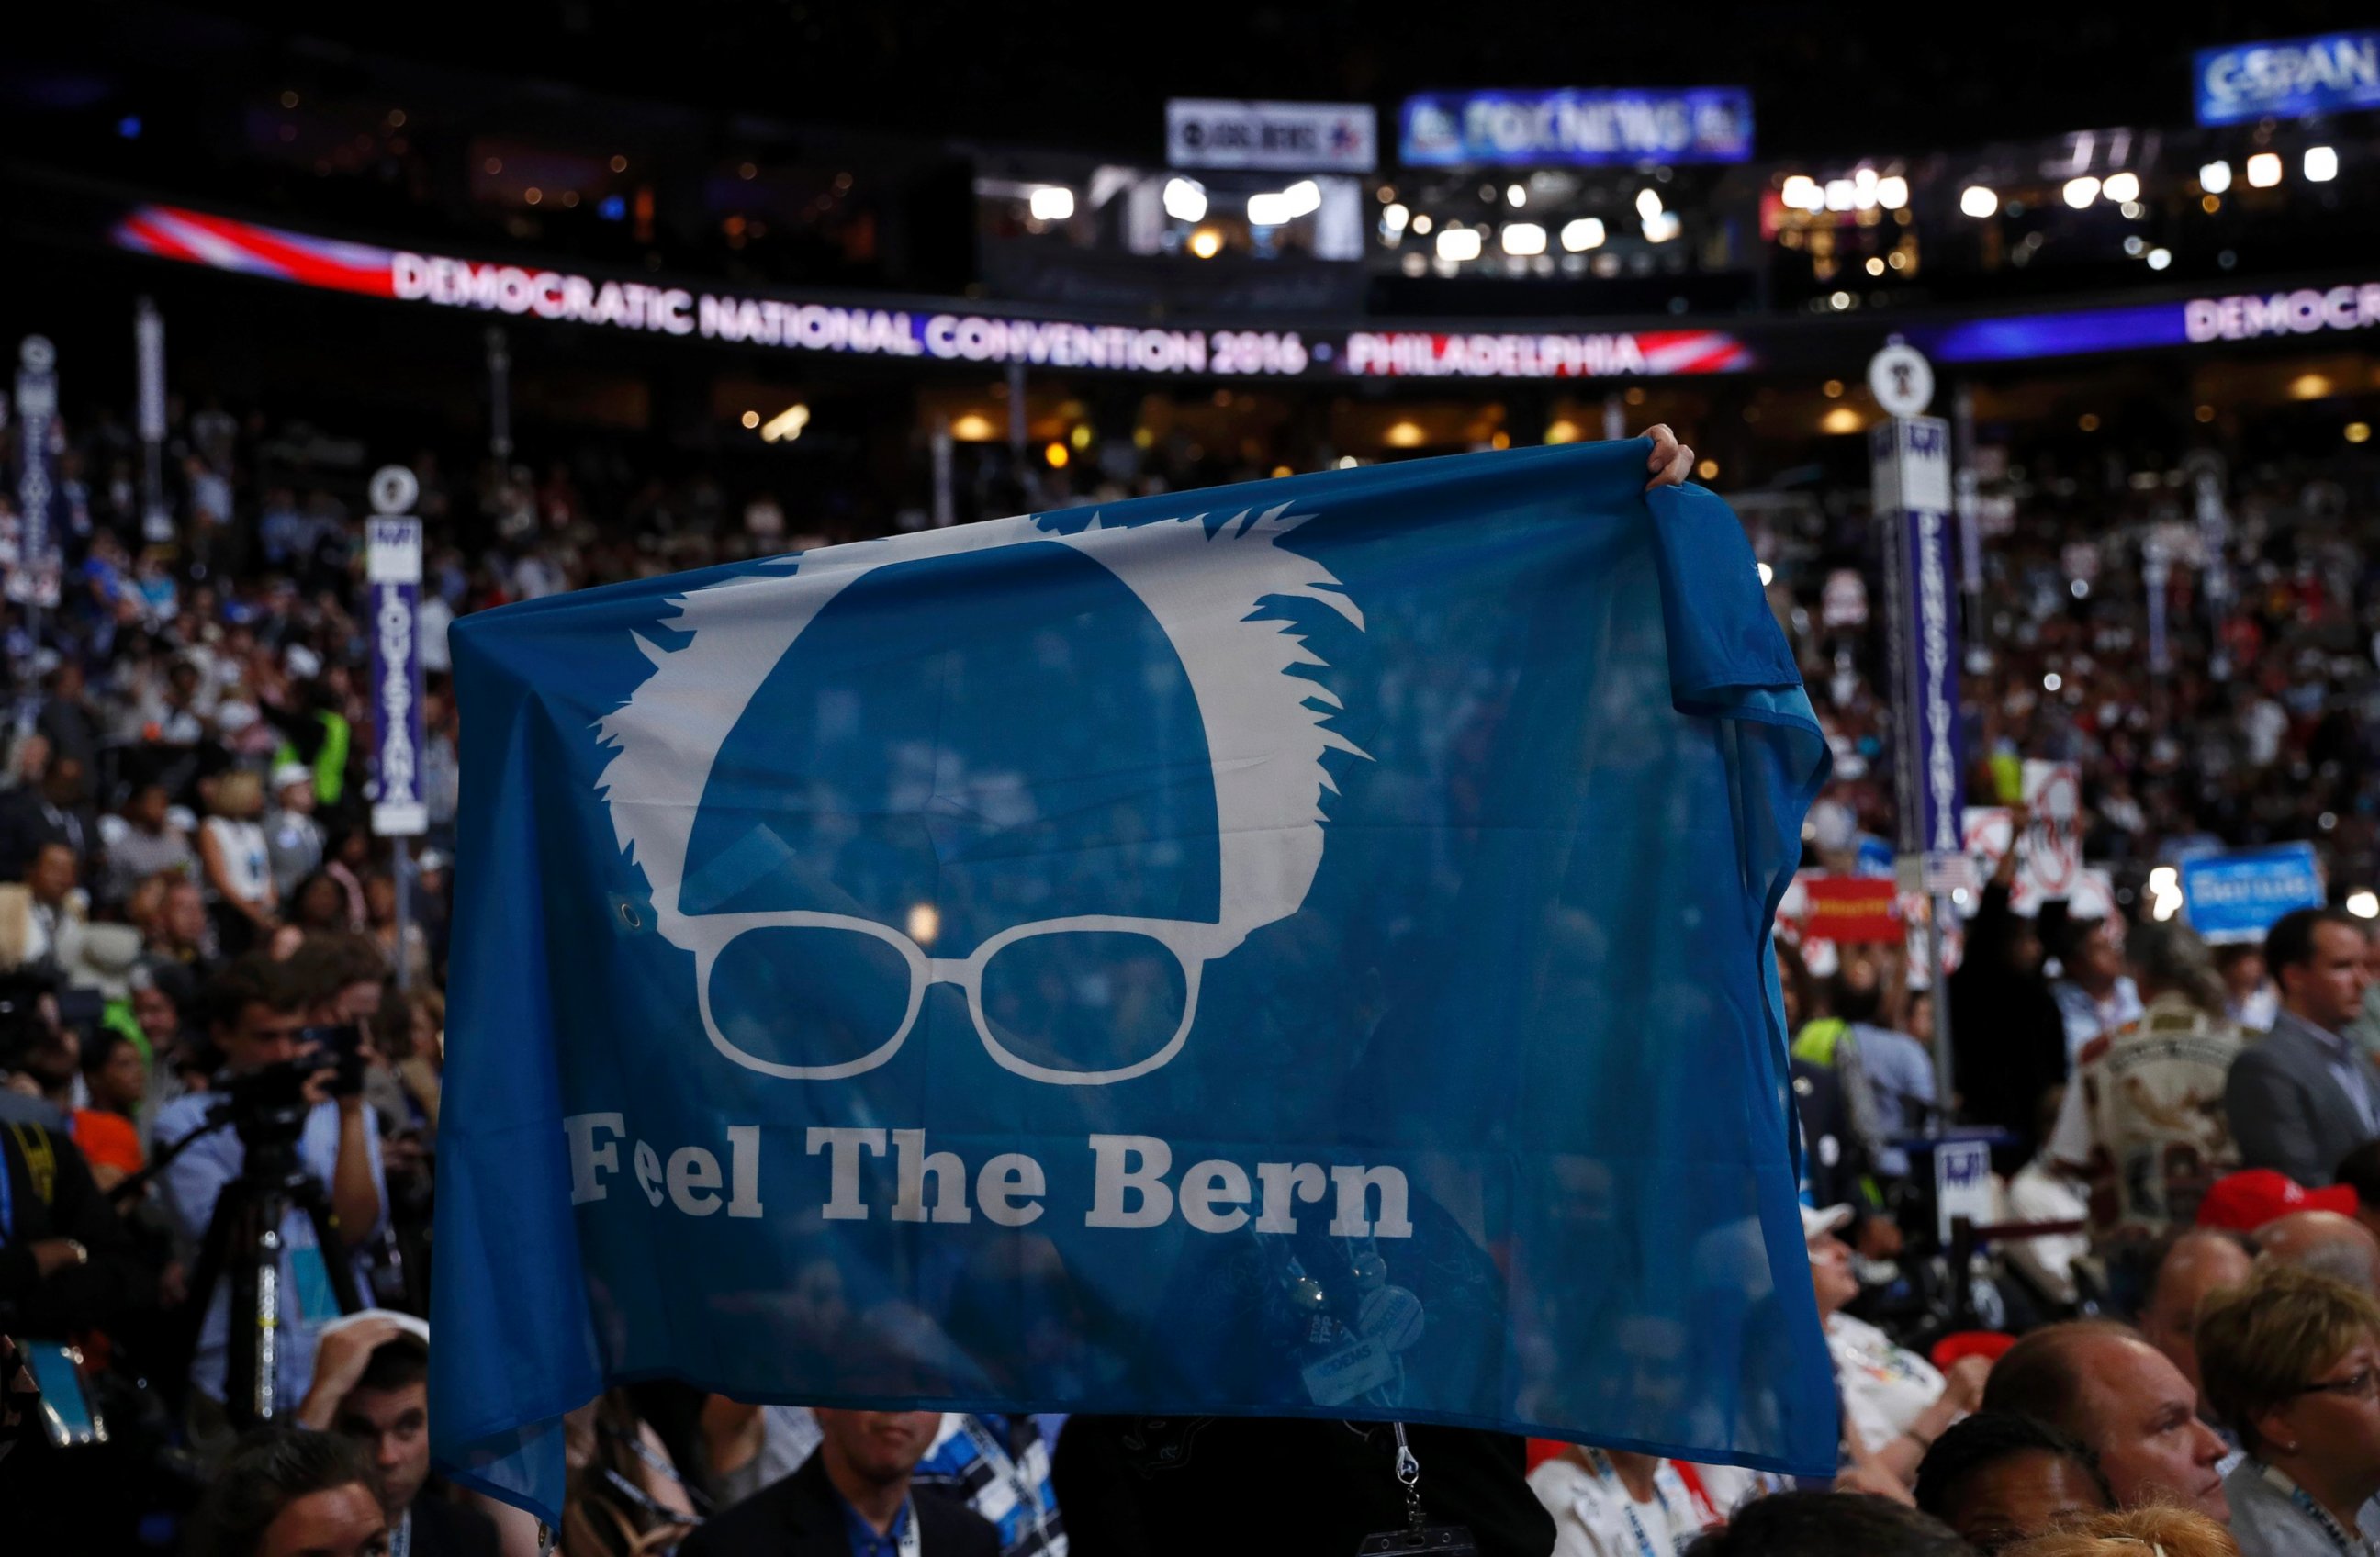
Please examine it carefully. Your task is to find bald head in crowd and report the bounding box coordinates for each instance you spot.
[2256,1209,2380,1294]
[2138,1230,2255,1399]
[1981,1320,2231,1523]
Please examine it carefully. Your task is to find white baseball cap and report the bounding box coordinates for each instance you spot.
[1801,1203,1856,1242]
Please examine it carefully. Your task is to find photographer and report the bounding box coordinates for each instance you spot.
[155,954,387,1439]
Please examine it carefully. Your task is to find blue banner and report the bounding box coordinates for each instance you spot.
[1874,419,1963,858]
[2196,32,2380,125]
[429,442,1837,1518]
[2180,844,2327,944]
[1398,88,1755,167]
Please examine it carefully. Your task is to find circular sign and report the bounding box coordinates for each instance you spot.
[18,336,54,372]
[369,465,421,517]
[1867,342,1936,417]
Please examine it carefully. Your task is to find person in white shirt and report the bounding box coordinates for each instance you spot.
[1528,1444,1725,1557]
[197,768,276,958]
[1809,1203,1991,1490]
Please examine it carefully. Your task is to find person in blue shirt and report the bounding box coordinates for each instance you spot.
[153,952,386,1441]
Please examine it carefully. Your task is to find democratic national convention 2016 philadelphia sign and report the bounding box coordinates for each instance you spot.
[108,201,1747,381]
[108,199,2380,382]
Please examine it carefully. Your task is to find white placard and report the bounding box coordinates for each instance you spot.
[1936,1137,1995,1243]
[1869,342,1936,417]
[1166,99,1378,172]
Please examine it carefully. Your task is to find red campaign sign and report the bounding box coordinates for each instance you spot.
[1794,876,1903,944]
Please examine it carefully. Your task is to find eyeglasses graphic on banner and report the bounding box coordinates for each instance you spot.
[596,503,1366,1085]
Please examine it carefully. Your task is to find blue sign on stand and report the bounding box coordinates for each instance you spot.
[2179,843,2327,944]
[2195,32,2380,125]
[1398,88,1754,167]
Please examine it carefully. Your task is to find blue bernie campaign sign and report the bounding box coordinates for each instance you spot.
[2180,842,2327,945]
[428,440,1838,1518]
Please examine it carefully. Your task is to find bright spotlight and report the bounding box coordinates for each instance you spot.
[1560,217,1606,251]
[1435,227,1482,262]
[2062,176,2100,208]
[759,404,810,443]
[2147,247,2172,271]
[2102,171,2140,203]
[1247,179,1322,226]
[1382,202,1409,230]
[1959,185,1997,218]
[2351,889,2380,920]
[1499,221,1546,256]
[2199,160,2232,194]
[1505,183,1527,207]
[1780,174,1819,209]
[1162,177,1207,223]
[2247,152,2283,187]
[1635,187,1664,220]
[1642,210,1680,242]
[1877,174,1909,209]
[1757,562,1775,586]
[2307,145,2340,182]
[1027,185,1075,221]
[1824,178,1854,211]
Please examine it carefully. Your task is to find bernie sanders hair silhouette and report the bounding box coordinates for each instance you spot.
[596,501,1366,1084]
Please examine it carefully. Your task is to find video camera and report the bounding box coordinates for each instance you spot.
[206,1022,366,1159]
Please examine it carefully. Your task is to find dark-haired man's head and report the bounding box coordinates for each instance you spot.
[1981,1321,2230,1522]
[186,1425,387,1557]
[1914,1412,2114,1553]
[80,1026,148,1115]
[284,934,387,1025]
[2265,906,2372,1032]
[28,841,76,907]
[332,1339,431,1516]
[1681,1491,1975,1557]
[2138,1228,2255,1399]
[2061,917,2125,996]
[206,955,309,1073]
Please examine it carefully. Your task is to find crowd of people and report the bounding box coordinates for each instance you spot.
[4,359,2380,1557]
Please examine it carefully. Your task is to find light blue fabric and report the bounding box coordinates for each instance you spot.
[429,440,1839,1519]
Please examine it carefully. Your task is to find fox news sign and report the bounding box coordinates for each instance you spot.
[2196,31,2380,124]
[1398,88,1754,167]
[1166,100,1377,173]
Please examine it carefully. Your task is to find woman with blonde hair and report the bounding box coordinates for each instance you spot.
[196,767,277,955]
[2000,1505,2240,1556]
[2196,1263,2380,1556]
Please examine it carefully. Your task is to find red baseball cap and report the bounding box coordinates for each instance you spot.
[2195,1169,2359,1232]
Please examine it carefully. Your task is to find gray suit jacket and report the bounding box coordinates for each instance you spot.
[2226,1011,2380,1186]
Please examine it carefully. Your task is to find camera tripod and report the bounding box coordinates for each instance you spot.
[130,1076,365,1428]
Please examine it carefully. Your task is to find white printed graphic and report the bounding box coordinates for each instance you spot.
[596,504,1366,1085]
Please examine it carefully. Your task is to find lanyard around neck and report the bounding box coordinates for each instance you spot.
[2262,1462,2373,1556]
[1584,1449,1671,1557]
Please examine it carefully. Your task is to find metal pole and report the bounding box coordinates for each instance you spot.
[486,327,513,463]
[391,843,412,993]
[137,297,172,543]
